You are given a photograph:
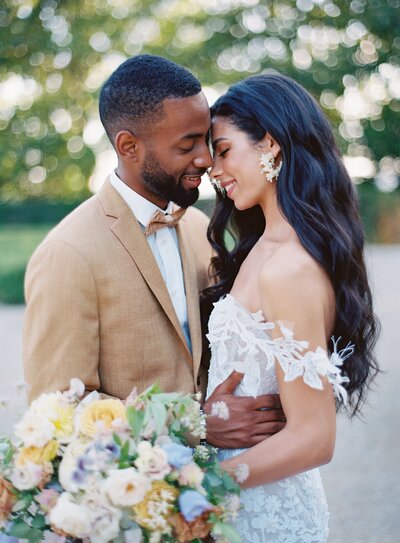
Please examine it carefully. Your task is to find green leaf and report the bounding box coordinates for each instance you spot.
[212,521,242,543]
[0,437,14,464]
[150,401,167,434]
[12,493,35,512]
[8,520,43,543]
[119,440,130,462]
[205,470,223,486]
[126,407,145,437]
[151,392,180,404]
[31,514,47,530]
[142,383,161,397]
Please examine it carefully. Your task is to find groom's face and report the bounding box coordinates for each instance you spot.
[139,92,212,208]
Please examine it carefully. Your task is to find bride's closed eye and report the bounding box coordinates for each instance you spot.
[218,149,229,158]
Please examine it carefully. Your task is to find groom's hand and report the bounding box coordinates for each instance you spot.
[202,370,286,449]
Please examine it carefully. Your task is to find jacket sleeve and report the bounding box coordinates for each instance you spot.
[23,239,100,402]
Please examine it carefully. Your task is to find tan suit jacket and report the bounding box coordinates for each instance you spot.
[24,179,213,402]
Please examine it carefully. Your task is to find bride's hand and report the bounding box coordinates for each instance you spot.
[203,371,286,449]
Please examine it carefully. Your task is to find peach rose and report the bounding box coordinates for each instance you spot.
[170,511,212,543]
[0,476,16,522]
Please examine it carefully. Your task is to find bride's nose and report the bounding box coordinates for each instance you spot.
[209,162,222,179]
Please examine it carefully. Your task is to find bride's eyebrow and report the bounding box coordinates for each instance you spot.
[211,137,229,150]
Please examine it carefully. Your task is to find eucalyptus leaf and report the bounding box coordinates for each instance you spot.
[212,521,242,543]
[8,520,43,543]
[150,401,167,434]
[151,392,180,404]
[126,407,145,437]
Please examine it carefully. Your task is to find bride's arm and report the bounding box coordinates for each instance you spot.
[221,259,337,489]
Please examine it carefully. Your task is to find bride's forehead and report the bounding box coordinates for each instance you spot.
[211,118,247,141]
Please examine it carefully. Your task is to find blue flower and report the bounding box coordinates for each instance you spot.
[162,442,193,469]
[179,490,213,522]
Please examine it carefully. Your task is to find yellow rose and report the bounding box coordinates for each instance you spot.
[16,439,59,466]
[79,399,126,437]
[133,481,178,530]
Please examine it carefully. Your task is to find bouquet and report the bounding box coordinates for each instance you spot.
[0,379,241,543]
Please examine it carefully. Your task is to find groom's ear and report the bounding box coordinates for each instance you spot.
[114,130,141,162]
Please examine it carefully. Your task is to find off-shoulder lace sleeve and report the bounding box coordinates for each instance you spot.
[206,295,352,403]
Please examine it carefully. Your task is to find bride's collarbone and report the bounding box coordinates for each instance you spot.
[230,241,299,314]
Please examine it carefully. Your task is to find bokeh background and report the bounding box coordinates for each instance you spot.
[1,0,400,302]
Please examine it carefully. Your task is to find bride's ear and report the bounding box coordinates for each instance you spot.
[258,133,281,159]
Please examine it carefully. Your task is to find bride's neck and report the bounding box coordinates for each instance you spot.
[259,186,296,243]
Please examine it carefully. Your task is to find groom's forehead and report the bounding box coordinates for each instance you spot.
[153,94,211,136]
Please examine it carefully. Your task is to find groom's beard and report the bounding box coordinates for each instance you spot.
[141,150,200,208]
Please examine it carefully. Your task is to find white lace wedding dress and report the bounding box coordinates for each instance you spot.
[206,294,351,543]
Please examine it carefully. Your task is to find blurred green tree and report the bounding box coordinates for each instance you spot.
[0,0,399,202]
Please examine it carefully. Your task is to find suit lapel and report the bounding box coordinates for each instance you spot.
[97,180,192,363]
[176,218,203,381]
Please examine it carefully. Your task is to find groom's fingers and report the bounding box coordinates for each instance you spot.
[251,393,282,410]
[211,370,245,395]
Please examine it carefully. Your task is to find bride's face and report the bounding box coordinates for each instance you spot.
[209,116,269,210]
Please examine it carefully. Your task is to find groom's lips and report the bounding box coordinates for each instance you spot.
[181,173,204,189]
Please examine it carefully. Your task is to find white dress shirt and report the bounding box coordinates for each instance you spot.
[109,172,191,351]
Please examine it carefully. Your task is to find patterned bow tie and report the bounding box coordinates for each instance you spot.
[144,207,186,236]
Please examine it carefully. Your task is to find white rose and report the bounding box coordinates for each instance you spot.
[58,439,89,492]
[49,493,91,539]
[135,441,171,480]
[103,468,151,507]
[11,461,43,490]
[125,527,144,543]
[15,411,54,447]
[89,505,122,543]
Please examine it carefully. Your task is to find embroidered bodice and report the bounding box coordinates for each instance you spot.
[206,294,351,401]
[205,294,352,543]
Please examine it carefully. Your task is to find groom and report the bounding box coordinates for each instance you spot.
[23,54,284,448]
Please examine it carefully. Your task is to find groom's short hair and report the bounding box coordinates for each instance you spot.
[99,54,202,144]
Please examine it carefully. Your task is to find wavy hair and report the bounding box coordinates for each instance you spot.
[201,74,379,416]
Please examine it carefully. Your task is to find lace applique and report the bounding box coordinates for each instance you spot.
[206,294,352,403]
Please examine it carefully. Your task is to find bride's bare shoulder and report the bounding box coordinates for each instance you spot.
[260,241,326,282]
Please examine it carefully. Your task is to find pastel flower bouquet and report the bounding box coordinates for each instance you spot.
[0,380,241,543]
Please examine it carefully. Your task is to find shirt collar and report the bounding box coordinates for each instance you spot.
[109,171,174,227]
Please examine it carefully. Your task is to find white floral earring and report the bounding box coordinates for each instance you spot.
[210,177,226,197]
[259,152,282,183]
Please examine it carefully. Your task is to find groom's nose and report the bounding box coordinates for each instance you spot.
[193,143,212,169]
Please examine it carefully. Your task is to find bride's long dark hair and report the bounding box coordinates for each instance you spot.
[201,73,379,416]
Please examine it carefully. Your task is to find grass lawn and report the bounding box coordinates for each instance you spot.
[0,225,52,304]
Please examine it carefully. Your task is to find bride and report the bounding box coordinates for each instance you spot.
[202,73,379,542]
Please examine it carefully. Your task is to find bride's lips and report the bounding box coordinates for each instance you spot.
[181,174,203,189]
[221,179,237,197]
